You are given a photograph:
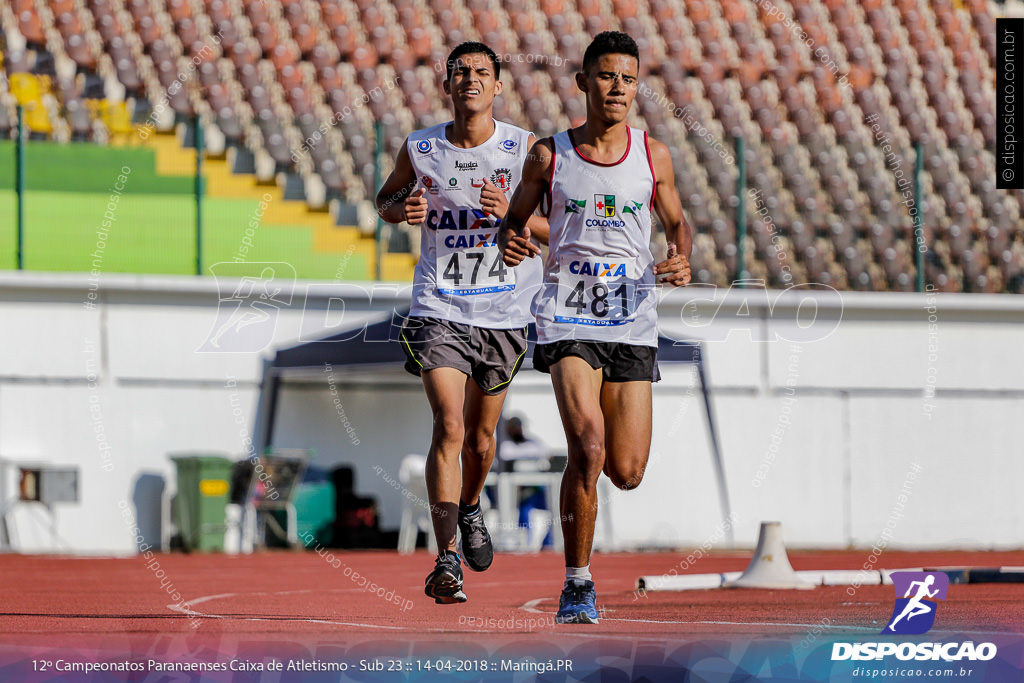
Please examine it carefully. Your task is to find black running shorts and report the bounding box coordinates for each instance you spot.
[399,316,529,395]
[533,340,661,383]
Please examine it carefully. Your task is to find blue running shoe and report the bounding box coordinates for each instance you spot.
[555,579,599,624]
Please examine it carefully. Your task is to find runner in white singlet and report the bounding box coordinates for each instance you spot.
[376,42,548,605]
[499,31,693,624]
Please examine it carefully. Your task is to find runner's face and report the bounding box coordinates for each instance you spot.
[579,53,639,124]
[444,53,501,114]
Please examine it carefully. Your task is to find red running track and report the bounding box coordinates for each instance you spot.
[1,550,1023,639]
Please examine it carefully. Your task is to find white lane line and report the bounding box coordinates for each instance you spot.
[168,590,409,630]
[521,598,548,614]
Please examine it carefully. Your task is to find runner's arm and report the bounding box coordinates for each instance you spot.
[499,137,552,266]
[523,134,550,244]
[375,138,426,224]
[649,138,693,286]
[483,134,550,245]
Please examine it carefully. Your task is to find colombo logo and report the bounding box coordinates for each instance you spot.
[594,194,616,217]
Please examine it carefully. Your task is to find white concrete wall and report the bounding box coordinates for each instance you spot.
[0,272,1021,553]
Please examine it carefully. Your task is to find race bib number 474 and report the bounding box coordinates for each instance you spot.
[435,229,515,296]
[554,256,639,326]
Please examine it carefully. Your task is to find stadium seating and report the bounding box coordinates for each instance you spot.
[0,0,1018,291]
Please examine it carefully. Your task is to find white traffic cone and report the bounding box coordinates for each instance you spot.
[724,521,814,590]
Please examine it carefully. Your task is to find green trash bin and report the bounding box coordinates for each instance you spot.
[170,454,234,552]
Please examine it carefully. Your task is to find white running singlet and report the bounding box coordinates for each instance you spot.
[407,119,541,329]
[534,126,658,346]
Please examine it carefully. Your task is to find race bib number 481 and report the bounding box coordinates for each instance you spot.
[555,256,639,326]
[435,229,514,296]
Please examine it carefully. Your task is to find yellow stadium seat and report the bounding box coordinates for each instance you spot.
[8,73,53,135]
[10,73,42,106]
[84,99,103,117]
[103,101,135,136]
[24,101,53,134]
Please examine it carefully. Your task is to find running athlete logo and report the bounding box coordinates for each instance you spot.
[881,571,949,635]
[491,168,512,192]
[198,262,295,352]
[622,200,643,215]
[594,194,616,217]
[565,198,587,214]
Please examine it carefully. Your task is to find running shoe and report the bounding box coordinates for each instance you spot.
[458,509,494,572]
[424,551,468,604]
[555,579,599,624]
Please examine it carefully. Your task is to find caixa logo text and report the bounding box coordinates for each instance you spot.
[831,642,997,662]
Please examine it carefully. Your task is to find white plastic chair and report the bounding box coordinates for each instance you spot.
[526,508,554,552]
[397,454,437,554]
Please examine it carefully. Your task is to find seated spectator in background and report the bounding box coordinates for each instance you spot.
[498,416,548,471]
[498,415,553,547]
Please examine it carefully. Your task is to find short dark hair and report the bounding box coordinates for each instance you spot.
[582,31,639,74]
[446,42,500,81]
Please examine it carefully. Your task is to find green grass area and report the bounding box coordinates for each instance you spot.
[0,190,368,279]
[0,141,369,279]
[0,141,193,194]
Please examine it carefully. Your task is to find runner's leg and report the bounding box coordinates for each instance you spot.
[460,380,507,506]
[422,367,469,552]
[550,357,605,568]
[600,380,653,490]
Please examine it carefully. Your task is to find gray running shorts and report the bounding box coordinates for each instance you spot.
[399,316,529,395]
